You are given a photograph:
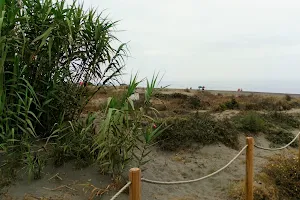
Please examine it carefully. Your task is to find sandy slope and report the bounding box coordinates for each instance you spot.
[3,131,298,200]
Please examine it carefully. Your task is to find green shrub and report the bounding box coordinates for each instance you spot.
[51,113,97,168]
[187,96,201,109]
[235,112,265,133]
[225,98,239,109]
[264,112,299,130]
[157,113,239,151]
[217,98,239,111]
[0,0,127,182]
[265,130,298,148]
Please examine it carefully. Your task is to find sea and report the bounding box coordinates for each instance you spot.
[155,80,300,94]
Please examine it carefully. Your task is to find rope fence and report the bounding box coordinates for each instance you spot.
[141,145,248,185]
[254,131,300,151]
[110,181,131,200]
[110,133,300,200]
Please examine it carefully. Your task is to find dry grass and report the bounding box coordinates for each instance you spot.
[229,180,279,200]
[229,151,300,200]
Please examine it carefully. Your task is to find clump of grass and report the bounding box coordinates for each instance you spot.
[51,113,96,169]
[157,113,239,151]
[234,112,266,133]
[217,98,239,111]
[285,94,292,101]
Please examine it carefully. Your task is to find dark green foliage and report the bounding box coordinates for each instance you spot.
[285,94,292,101]
[234,112,265,133]
[154,92,188,100]
[0,0,126,182]
[225,98,239,109]
[157,113,239,151]
[218,98,239,111]
[51,113,96,168]
[187,95,201,109]
[265,130,298,148]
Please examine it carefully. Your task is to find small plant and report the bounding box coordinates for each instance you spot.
[285,94,292,101]
[217,98,239,111]
[225,98,239,109]
[235,112,265,133]
[92,74,166,176]
[187,96,201,109]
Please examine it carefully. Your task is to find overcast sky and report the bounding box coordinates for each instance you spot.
[70,0,300,92]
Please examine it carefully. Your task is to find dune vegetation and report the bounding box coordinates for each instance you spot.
[0,1,300,200]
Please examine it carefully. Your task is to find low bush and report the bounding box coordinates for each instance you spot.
[217,98,239,111]
[229,153,299,200]
[285,94,292,101]
[265,130,298,148]
[263,112,299,130]
[262,153,300,199]
[51,113,97,168]
[242,96,295,111]
[154,92,188,100]
[157,113,239,151]
[234,112,266,133]
[187,96,201,109]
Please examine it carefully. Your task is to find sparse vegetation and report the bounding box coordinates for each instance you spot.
[1,0,300,200]
[186,95,201,109]
[230,152,300,200]
[265,130,298,148]
[264,111,299,130]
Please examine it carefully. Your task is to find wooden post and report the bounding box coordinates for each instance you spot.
[246,137,254,200]
[129,168,141,200]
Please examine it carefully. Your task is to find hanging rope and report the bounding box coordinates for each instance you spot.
[109,181,131,200]
[254,131,300,151]
[141,145,248,185]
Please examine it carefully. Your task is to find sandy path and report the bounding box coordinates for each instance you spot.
[2,131,298,200]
